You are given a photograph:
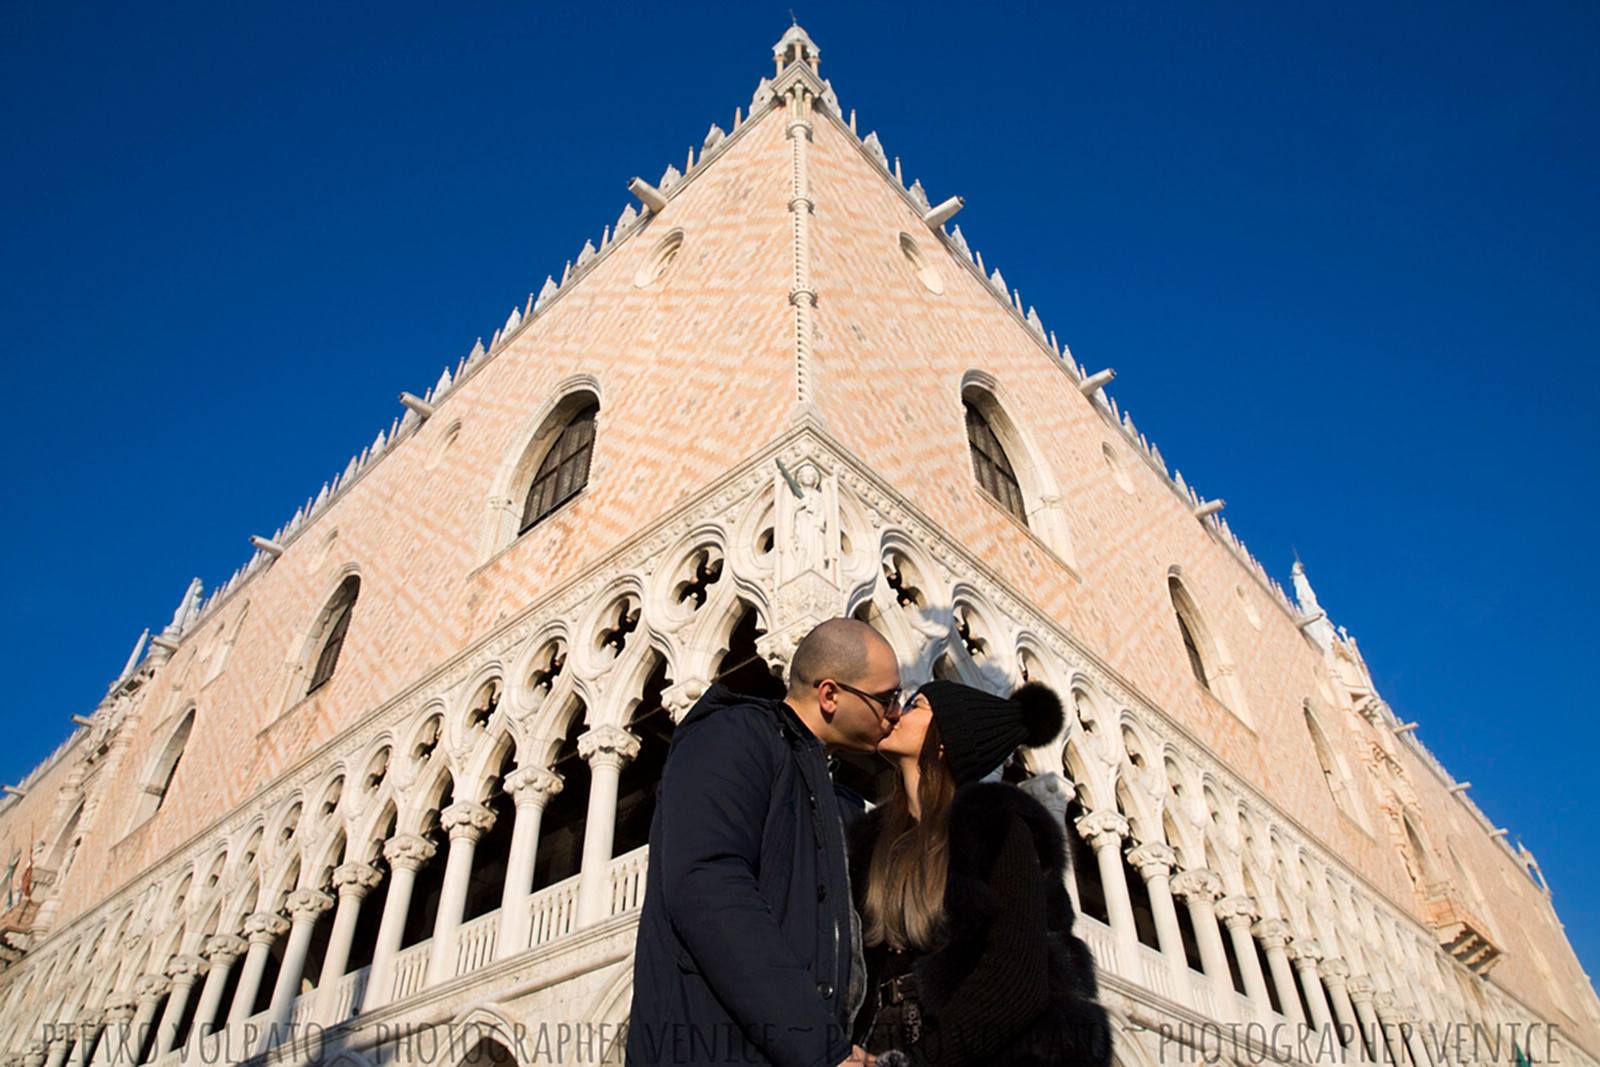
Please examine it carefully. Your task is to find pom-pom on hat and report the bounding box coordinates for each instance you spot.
[916,680,1065,785]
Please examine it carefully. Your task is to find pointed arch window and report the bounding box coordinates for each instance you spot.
[521,401,598,533]
[308,577,359,695]
[964,400,1027,525]
[1169,577,1211,690]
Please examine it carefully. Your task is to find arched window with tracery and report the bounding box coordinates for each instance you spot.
[521,401,598,533]
[964,400,1027,525]
[134,708,196,823]
[308,576,360,695]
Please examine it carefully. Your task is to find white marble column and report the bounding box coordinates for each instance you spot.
[150,955,204,1057]
[42,1036,71,1067]
[257,889,333,1053]
[364,833,436,1010]
[1288,939,1344,1062]
[86,998,133,1067]
[1073,809,1135,967]
[425,801,496,984]
[1254,919,1306,1027]
[224,912,287,1027]
[1374,993,1414,1066]
[498,767,564,954]
[575,726,640,927]
[181,934,245,1060]
[1348,978,1386,1063]
[1216,895,1272,1019]
[313,862,383,1025]
[1171,868,1236,1014]
[73,1008,111,1067]
[1322,958,1372,1064]
[123,977,167,1067]
[1128,841,1187,981]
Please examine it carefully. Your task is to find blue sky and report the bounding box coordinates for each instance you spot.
[3,1,1596,984]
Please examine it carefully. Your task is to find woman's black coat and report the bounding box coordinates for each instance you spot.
[847,781,1113,1067]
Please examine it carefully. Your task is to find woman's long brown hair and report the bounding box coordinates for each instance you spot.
[861,715,957,952]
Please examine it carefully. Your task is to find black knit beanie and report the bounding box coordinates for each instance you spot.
[916,680,1065,785]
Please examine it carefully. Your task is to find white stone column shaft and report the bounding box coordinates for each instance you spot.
[313,862,382,1025]
[425,801,496,984]
[257,889,332,1053]
[1172,869,1237,1018]
[575,726,640,927]
[364,833,436,1010]
[1075,810,1136,966]
[224,913,287,1027]
[1129,842,1187,982]
[151,956,204,1056]
[181,934,245,1060]
[1217,896,1273,1019]
[498,767,563,954]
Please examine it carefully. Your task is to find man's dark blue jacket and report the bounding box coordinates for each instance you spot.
[626,684,862,1067]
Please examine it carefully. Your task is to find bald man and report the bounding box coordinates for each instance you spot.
[627,618,904,1067]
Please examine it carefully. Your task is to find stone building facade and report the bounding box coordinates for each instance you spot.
[1,24,1595,1067]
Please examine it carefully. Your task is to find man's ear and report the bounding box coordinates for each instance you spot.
[815,679,837,720]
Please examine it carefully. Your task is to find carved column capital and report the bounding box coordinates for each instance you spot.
[1252,917,1293,949]
[102,995,137,1022]
[1373,992,1401,1020]
[1321,956,1351,981]
[202,933,248,965]
[1287,937,1324,965]
[660,679,708,724]
[332,861,383,897]
[504,766,564,806]
[577,725,640,771]
[1347,976,1377,1003]
[1127,841,1177,879]
[1074,809,1129,851]
[165,953,207,981]
[1215,894,1259,928]
[283,887,334,923]
[383,832,437,871]
[440,800,496,842]
[1170,867,1224,903]
[243,911,290,943]
[133,974,170,1004]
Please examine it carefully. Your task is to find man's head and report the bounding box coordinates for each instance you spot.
[785,618,902,752]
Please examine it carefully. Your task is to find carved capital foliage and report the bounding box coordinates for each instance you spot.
[440,801,496,841]
[1287,937,1323,964]
[1170,868,1224,904]
[1074,809,1129,850]
[284,888,334,922]
[165,953,207,981]
[243,911,290,942]
[383,832,437,871]
[202,933,248,964]
[1320,956,1351,981]
[1252,917,1292,949]
[1215,894,1259,927]
[660,679,708,724]
[102,995,137,1022]
[332,861,383,896]
[577,726,640,770]
[504,766,564,804]
[133,974,170,1003]
[1127,841,1177,879]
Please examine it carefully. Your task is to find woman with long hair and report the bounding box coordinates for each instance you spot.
[848,680,1111,1066]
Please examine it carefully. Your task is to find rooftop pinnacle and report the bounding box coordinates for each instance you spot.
[773,22,820,75]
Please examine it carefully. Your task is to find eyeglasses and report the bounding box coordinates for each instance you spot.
[817,679,902,713]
